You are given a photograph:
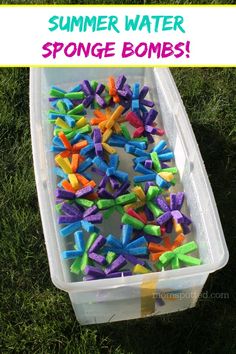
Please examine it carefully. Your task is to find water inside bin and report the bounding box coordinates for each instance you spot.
[42,69,199,283]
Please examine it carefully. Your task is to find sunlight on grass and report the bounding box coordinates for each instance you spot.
[0,64,235,352]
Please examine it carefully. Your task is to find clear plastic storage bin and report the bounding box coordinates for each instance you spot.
[30,68,229,325]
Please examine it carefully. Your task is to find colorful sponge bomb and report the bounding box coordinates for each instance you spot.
[49,94,86,128]
[126,109,164,143]
[62,231,98,274]
[93,154,129,184]
[133,150,178,188]
[48,75,201,282]
[124,183,163,220]
[97,192,137,218]
[104,224,148,259]
[156,241,202,270]
[156,192,192,234]
[122,210,161,237]
[149,234,185,262]
[131,82,154,114]
[80,128,116,157]
[106,75,131,106]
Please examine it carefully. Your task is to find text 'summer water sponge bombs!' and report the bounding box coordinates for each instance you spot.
[49,75,201,281]
[43,16,190,59]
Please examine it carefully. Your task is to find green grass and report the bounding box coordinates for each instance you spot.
[0,0,236,349]
[0,0,143,4]
[0,67,235,353]
[0,0,236,347]
[0,0,235,4]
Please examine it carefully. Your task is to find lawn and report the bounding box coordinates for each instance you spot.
[0,0,236,4]
[0,2,236,354]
